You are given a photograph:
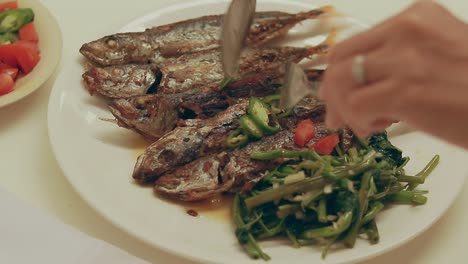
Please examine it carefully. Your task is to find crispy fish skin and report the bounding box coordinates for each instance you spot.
[79,7,333,66]
[157,45,328,94]
[108,95,178,141]
[154,153,234,201]
[107,88,230,141]
[133,101,248,183]
[82,64,160,98]
[109,69,324,141]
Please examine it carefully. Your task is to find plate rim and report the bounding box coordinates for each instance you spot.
[47,1,468,263]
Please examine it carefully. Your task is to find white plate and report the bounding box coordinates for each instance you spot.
[0,0,62,108]
[47,0,468,263]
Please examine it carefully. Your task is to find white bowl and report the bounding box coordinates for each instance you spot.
[0,0,62,108]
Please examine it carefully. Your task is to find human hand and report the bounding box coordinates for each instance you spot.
[319,1,468,149]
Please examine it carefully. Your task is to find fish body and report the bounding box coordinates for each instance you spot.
[82,64,160,98]
[137,96,325,185]
[109,69,325,141]
[154,121,330,201]
[157,46,327,94]
[79,7,332,66]
[133,101,249,183]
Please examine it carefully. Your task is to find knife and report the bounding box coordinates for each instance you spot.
[279,63,322,109]
[221,0,256,80]
[220,0,325,109]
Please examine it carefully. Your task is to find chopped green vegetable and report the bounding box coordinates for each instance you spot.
[363,220,380,244]
[302,212,353,239]
[261,94,280,104]
[233,194,270,260]
[0,8,34,33]
[368,132,406,167]
[240,115,263,140]
[406,155,440,190]
[226,129,249,149]
[248,97,280,135]
[0,32,17,44]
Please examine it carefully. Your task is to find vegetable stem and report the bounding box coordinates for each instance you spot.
[407,155,440,190]
[364,220,380,244]
[245,176,326,209]
[388,191,427,205]
[362,202,385,225]
[318,198,328,223]
[233,194,270,260]
[302,212,353,239]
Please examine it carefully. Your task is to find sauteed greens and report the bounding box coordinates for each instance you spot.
[233,133,439,260]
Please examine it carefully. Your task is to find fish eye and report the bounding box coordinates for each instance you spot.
[111,68,124,75]
[106,39,118,48]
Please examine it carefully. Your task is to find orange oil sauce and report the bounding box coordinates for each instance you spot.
[131,143,233,222]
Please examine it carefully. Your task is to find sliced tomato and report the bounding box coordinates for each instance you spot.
[0,73,15,96]
[0,44,19,67]
[0,67,18,79]
[19,22,38,43]
[311,133,340,155]
[0,1,17,12]
[0,62,13,70]
[14,41,40,73]
[294,119,316,147]
[0,41,40,74]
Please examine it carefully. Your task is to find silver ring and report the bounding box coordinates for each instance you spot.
[352,55,367,85]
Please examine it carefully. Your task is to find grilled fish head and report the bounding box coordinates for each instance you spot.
[133,126,211,184]
[82,64,161,99]
[154,153,234,201]
[80,33,155,66]
[108,95,178,141]
[132,101,249,183]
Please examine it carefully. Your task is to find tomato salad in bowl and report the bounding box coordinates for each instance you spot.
[0,1,40,96]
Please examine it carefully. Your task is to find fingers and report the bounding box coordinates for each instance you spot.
[319,57,359,130]
[320,46,396,133]
[344,79,401,137]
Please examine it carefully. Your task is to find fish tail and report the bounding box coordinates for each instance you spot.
[298,5,336,20]
[306,29,337,57]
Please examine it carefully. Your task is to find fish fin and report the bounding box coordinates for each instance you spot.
[99,117,118,124]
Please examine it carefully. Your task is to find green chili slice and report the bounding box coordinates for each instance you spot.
[0,8,34,33]
[226,129,249,149]
[248,97,280,135]
[240,115,263,139]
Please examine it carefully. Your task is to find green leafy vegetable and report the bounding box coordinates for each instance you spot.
[233,132,440,260]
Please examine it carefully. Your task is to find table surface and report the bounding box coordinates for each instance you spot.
[1,0,467,263]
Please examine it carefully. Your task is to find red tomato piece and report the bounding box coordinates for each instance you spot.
[19,22,38,43]
[0,67,18,79]
[0,44,19,67]
[0,73,15,96]
[294,119,316,147]
[311,133,340,155]
[14,41,40,73]
[0,1,17,12]
[0,62,13,70]
[0,41,40,74]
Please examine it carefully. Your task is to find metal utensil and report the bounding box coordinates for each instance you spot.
[221,0,256,80]
[280,63,321,109]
